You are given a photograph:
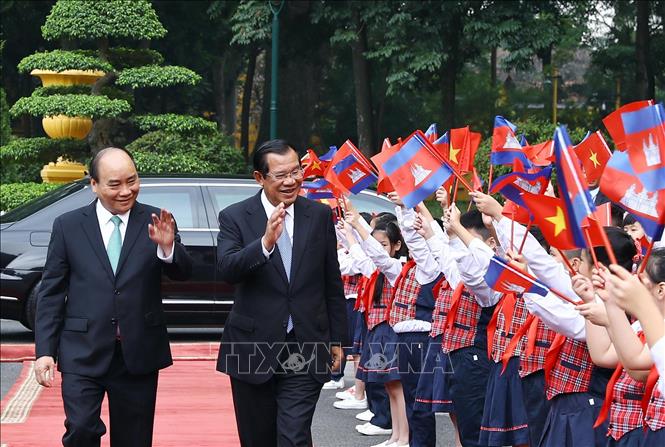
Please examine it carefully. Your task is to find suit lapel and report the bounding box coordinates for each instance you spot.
[80,201,115,282]
[246,191,289,286]
[114,202,146,278]
[289,197,312,288]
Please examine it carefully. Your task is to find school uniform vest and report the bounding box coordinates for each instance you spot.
[429,279,453,338]
[645,378,665,432]
[518,317,557,378]
[388,262,440,327]
[364,271,394,331]
[489,293,530,362]
[441,286,495,354]
[342,274,362,298]
[544,336,613,400]
[606,369,646,440]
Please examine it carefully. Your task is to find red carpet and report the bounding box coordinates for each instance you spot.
[1,346,239,446]
[0,342,219,362]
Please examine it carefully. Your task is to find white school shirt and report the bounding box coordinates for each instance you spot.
[452,237,503,307]
[493,216,586,341]
[651,336,665,395]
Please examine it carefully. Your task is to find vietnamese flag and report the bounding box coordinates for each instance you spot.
[301,148,327,178]
[574,131,612,185]
[459,130,482,173]
[449,127,468,170]
[602,100,653,151]
[371,138,400,194]
[502,200,531,226]
[594,202,613,227]
[524,140,554,167]
[521,192,578,249]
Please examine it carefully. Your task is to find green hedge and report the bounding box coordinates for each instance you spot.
[0,88,10,146]
[132,114,217,135]
[0,182,60,213]
[10,94,131,119]
[0,137,89,183]
[18,50,113,73]
[127,130,246,175]
[116,65,201,89]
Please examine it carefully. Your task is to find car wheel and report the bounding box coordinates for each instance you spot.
[22,280,41,331]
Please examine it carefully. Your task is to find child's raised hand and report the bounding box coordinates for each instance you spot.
[435,187,449,209]
[575,301,609,327]
[387,192,404,207]
[571,274,596,303]
[606,264,653,316]
[470,191,502,220]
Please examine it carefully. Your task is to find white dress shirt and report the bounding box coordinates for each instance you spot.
[493,216,586,340]
[96,200,173,263]
[651,336,665,395]
[260,190,294,257]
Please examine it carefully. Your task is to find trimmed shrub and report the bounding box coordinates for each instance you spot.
[0,182,60,213]
[126,130,247,175]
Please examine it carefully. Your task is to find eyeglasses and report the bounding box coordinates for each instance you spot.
[265,167,304,181]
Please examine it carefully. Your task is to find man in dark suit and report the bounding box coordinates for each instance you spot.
[217,139,347,446]
[34,147,192,447]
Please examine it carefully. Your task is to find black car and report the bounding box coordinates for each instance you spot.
[0,176,395,330]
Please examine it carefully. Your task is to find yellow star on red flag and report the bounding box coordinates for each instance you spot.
[545,206,567,237]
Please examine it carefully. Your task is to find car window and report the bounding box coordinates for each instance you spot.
[138,185,204,229]
[207,185,258,215]
[0,182,89,223]
[207,184,394,216]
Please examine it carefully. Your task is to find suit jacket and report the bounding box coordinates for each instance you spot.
[35,200,192,377]
[216,191,347,384]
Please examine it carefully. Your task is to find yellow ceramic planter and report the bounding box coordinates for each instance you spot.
[41,157,87,184]
[42,115,93,140]
[30,69,105,87]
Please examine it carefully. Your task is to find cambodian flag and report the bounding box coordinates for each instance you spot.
[432,131,450,162]
[319,146,338,162]
[425,123,438,142]
[621,102,665,192]
[490,166,552,208]
[302,178,338,199]
[603,100,653,151]
[324,140,377,195]
[491,116,531,167]
[484,256,550,297]
[553,126,597,248]
[600,149,665,241]
[381,130,454,209]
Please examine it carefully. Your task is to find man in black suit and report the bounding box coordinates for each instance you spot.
[217,139,347,446]
[34,147,192,447]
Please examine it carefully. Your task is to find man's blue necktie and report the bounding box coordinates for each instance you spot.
[276,225,294,333]
[107,215,122,274]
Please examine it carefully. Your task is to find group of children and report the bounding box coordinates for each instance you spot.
[322,187,664,447]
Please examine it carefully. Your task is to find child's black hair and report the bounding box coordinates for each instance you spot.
[460,209,490,240]
[610,204,624,228]
[586,227,636,271]
[622,213,637,227]
[529,226,550,253]
[359,212,372,225]
[645,248,665,284]
[371,220,406,304]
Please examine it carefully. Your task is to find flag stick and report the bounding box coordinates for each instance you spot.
[518,219,533,255]
[583,227,601,269]
[467,199,474,212]
[593,220,618,265]
[510,210,516,251]
[556,249,577,276]
[638,240,655,274]
[487,164,494,194]
[452,178,460,204]
[548,286,582,306]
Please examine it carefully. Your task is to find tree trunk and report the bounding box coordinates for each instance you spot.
[351,9,375,156]
[440,13,462,129]
[490,46,497,87]
[255,48,272,154]
[212,56,226,132]
[240,46,258,163]
[635,0,653,100]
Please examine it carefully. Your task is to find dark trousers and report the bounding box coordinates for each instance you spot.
[230,332,324,447]
[331,298,356,381]
[60,342,159,447]
[449,345,490,447]
[367,381,392,428]
[397,331,436,447]
[521,370,551,447]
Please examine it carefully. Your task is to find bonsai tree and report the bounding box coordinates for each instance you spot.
[8,0,214,158]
